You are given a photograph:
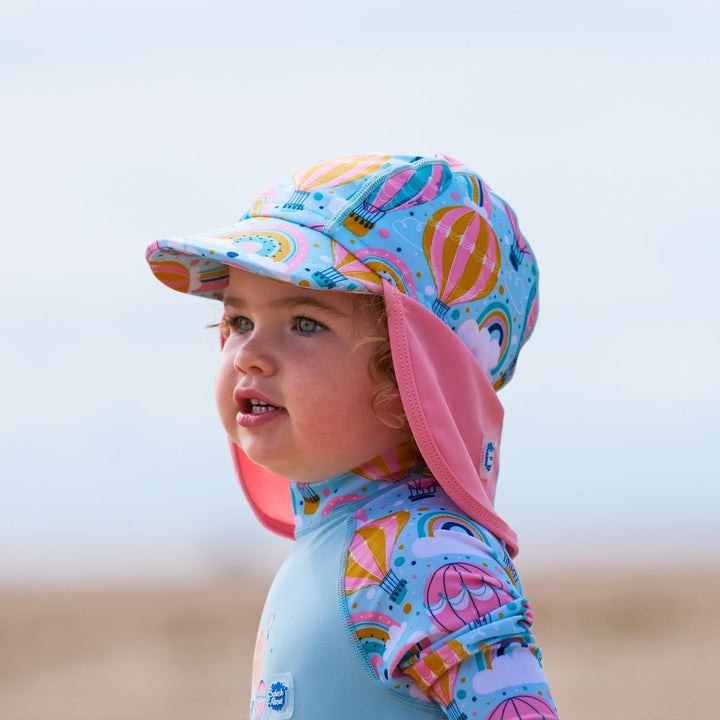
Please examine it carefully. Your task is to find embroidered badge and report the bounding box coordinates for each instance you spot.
[266,673,294,719]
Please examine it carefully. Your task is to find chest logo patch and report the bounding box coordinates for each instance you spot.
[266,673,294,719]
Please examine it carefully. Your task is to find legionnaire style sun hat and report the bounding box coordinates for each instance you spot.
[146,153,539,556]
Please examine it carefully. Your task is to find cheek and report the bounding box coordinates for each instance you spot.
[214,354,236,413]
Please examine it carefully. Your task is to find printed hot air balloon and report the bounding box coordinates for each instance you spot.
[422,206,502,320]
[247,187,277,218]
[252,680,267,720]
[297,483,320,515]
[311,239,383,291]
[486,694,558,720]
[457,173,493,219]
[429,661,467,720]
[354,444,418,482]
[343,162,452,237]
[502,200,532,272]
[406,476,438,502]
[345,511,410,603]
[149,259,192,293]
[284,154,390,211]
[424,562,511,632]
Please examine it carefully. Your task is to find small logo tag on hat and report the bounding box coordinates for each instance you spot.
[266,673,294,719]
[483,441,496,473]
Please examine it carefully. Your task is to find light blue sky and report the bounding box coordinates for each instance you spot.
[2,0,718,584]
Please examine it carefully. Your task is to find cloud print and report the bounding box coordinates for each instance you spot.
[456,320,500,380]
[412,531,488,559]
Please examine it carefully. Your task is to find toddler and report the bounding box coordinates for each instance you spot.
[146,153,557,719]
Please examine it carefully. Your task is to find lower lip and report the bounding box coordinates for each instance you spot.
[236,407,287,428]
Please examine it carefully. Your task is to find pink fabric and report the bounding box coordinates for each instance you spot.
[229,439,294,538]
[383,282,518,556]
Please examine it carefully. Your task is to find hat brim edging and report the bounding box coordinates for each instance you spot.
[146,216,382,300]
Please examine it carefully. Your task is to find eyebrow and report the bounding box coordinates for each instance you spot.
[222,293,351,318]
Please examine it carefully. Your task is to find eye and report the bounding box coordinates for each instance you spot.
[225,315,253,333]
[294,316,325,334]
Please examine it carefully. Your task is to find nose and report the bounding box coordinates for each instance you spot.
[231,333,277,376]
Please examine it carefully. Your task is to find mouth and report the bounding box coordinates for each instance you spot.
[234,391,287,428]
[242,398,282,414]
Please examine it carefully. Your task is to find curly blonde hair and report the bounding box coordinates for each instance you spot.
[352,295,429,473]
[349,294,405,429]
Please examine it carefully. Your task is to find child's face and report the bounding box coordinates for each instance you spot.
[215,268,408,483]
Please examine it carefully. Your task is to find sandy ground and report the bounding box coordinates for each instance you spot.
[1,566,717,720]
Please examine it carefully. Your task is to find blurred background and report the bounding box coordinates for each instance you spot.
[2,0,718,718]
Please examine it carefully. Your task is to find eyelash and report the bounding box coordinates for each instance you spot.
[223,315,327,335]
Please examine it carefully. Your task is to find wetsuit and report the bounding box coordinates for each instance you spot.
[249,446,557,720]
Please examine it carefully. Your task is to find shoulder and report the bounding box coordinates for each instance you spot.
[348,475,519,595]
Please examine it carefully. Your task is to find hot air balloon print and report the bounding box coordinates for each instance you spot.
[422,206,502,320]
[494,547,521,591]
[149,259,192,293]
[151,255,231,296]
[311,239,383,291]
[424,562,512,633]
[354,444,418,482]
[343,162,452,237]
[502,200,532,272]
[486,694,558,720]
[457,173,493,219]
[429,661,467,720]
[252,680,267,720]
[406,476,437,502]
[345,511,410,603]
[247,187,277,218]
[297,483,320,515]
[284,154,390,210]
